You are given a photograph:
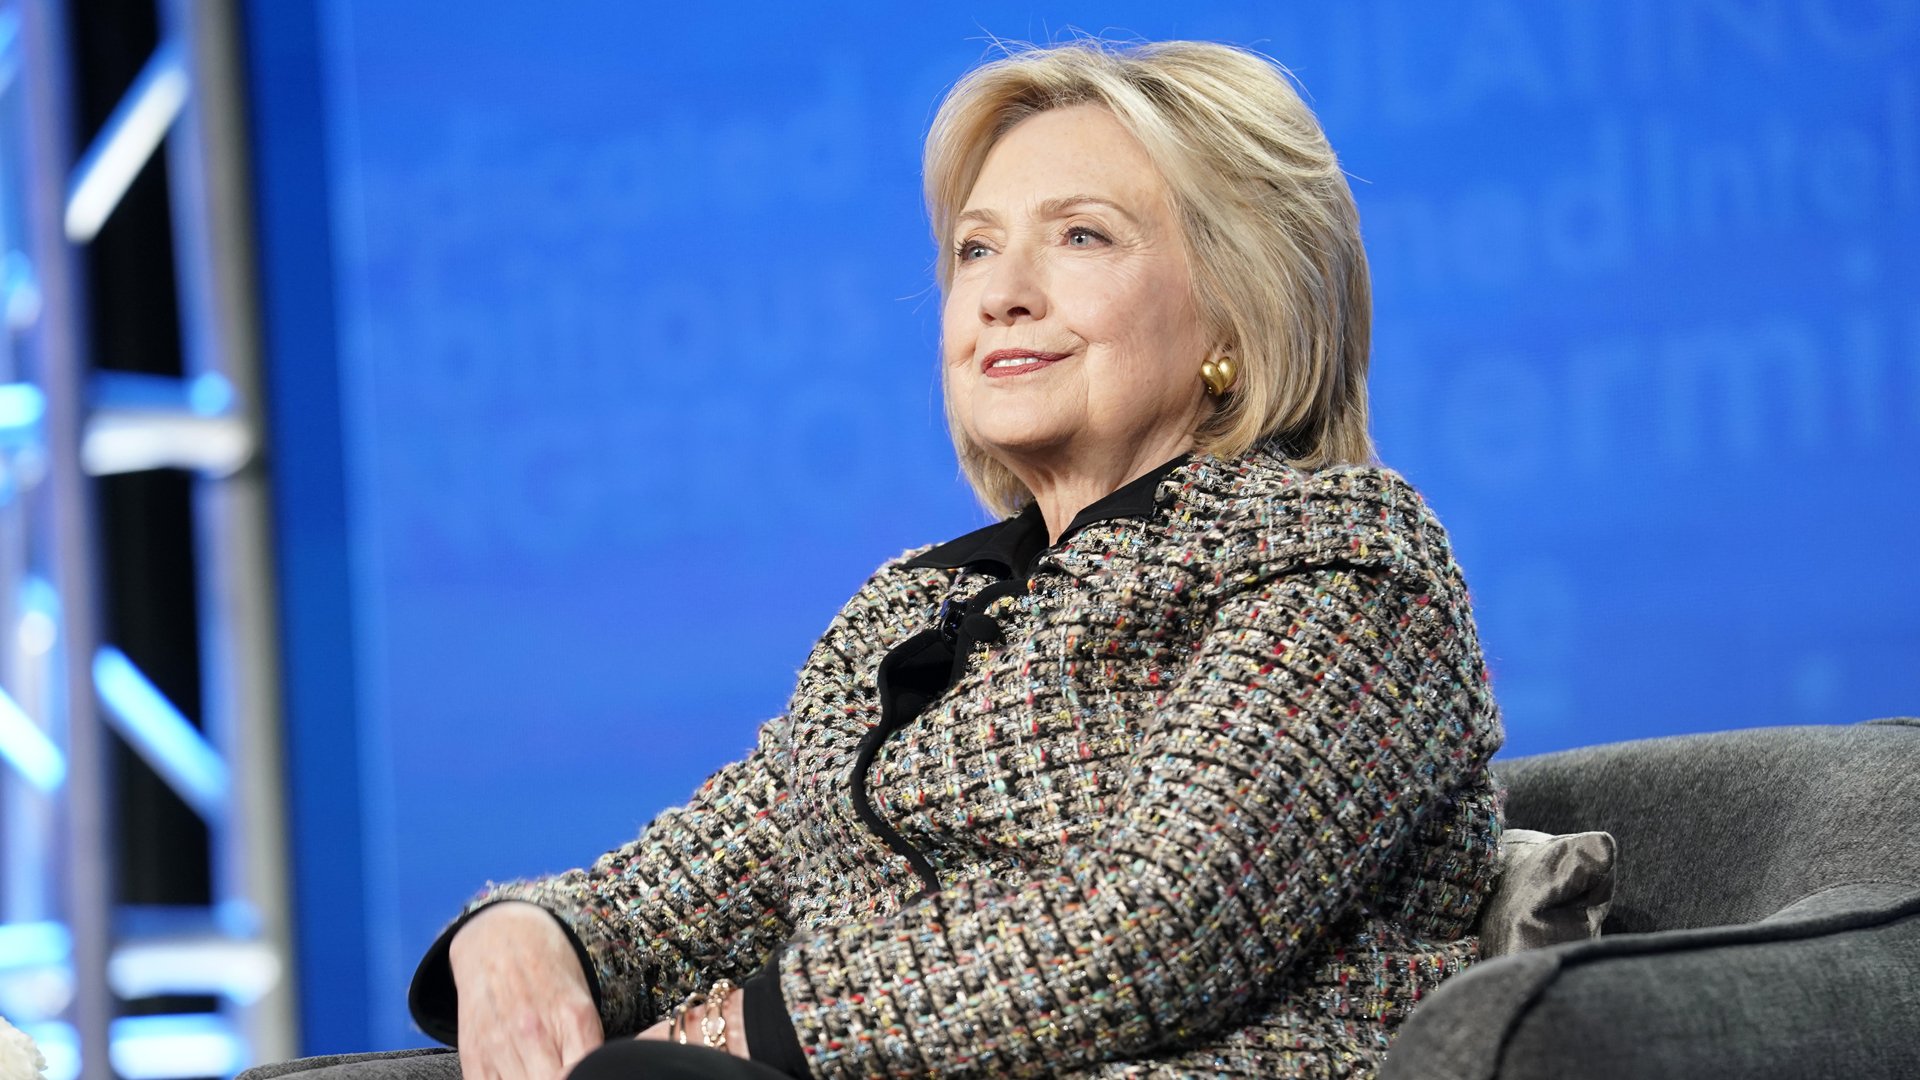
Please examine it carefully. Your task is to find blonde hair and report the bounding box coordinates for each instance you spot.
[925,39,1375,516]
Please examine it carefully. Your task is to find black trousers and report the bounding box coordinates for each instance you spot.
[569,1040,794,1080]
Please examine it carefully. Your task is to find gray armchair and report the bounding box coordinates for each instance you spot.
[245,721,1920,1080]
[1382,718,1920,1080]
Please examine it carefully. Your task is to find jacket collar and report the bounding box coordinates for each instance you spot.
[906,454,1189,574]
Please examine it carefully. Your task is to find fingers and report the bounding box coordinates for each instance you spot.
[456,1032,497,1080]
[500,1023,563,1080]
[457,1004,497,1080]
[521,995,593,1080]
[464,1014,569,1080]
[555,1005,601,1074]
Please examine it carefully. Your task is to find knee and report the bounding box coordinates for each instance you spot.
[568,1041,643,1080]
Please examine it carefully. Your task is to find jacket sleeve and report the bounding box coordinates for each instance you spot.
[771,562,1502,1077]
[409,710,801,1041]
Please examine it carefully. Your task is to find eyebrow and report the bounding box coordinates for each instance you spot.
[953,194,1142,233]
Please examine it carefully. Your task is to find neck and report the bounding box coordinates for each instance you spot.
[1014,431,1196,544]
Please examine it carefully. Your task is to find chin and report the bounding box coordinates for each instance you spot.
[974,381,1078,422]
[966,409,1076,460]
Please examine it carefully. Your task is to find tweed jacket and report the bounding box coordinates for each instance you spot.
[424,444,1505,1078]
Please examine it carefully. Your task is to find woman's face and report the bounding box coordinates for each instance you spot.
[942,104,1212,488]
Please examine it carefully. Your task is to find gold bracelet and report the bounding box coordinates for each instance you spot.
[700,978,737,1050]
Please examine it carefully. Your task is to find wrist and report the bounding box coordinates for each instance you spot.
[669,982,748,1058]
[454,901,554,947]
[724,987,747,1057]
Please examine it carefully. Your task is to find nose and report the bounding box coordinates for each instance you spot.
[977,247,1047,326]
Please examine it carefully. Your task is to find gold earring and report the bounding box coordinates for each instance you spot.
[1200,351,1238,396]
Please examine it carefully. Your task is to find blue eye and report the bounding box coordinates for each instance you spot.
[955,239,992,261]
[1066,226,1109,247]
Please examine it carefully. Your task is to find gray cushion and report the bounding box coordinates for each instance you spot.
[1477,829,1616,957]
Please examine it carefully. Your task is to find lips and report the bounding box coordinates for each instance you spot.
[981,348,1071,377]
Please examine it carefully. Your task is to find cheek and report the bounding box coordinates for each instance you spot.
[937,295,972,413]
[940,289,977,365]
[1126,268,1203,360]
[1080,276,1191,367]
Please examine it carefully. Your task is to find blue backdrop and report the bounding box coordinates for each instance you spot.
[242,0,1920,1056]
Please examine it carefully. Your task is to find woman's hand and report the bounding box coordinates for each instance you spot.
[633,985,748,1057]
[448,901,603,1080]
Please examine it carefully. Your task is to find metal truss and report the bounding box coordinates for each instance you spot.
[0,0,295,1076]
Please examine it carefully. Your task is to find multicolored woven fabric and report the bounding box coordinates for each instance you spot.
[455,443,1505,1077]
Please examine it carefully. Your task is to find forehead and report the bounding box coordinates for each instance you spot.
[964,104,1171,214]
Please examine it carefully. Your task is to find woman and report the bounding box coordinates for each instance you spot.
[410,39,1504,1080]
